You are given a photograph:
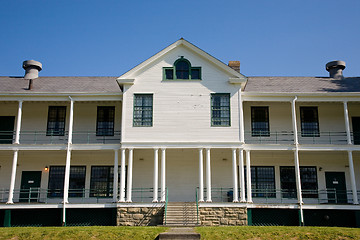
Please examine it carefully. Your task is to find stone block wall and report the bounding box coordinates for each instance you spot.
[117,207,163,226]
[200,207,247,226]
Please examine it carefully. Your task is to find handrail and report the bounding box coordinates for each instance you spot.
[164,187,168,225]
[196,187,199,225]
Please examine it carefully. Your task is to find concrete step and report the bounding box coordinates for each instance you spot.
[157,227,200,240]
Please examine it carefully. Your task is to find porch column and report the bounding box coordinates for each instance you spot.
[232,148,239,202]
[205,148,212,202]
[198,148,204,202]
[126,148,133,202]
[6,150,19,204]
[348,150,359,204]
[239,149,246,202]
[113,149,119,202]
[238,88,245,143]
[63,97,74,204]
[14,100,23,144]
[153,148,159,202]
[246,150,252,203]
[160,148,166,202]
[343,101,352,144]
[119,148,126,202]
[294,149,303,204]
[291,97,299,145]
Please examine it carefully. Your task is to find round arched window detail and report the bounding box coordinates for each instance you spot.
[175,58,190,79]
[163,57,201,80]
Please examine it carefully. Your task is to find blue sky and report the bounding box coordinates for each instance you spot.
[0,0,359,77]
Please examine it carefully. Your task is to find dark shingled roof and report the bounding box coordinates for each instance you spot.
[245,77,360,93]
[0,76,121,93]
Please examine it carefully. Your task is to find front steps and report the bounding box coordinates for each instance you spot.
[163,202,199,226]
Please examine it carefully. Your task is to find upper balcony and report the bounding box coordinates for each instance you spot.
[0,130,121,145]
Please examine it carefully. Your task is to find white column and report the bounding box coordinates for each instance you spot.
[232,148,239,202]
[198,148,204,202]
[238,149,246,202]
[126,148,133,202]
[205,148,212,202]
[343,101,352,144]
[238,88,245,143]
[6,150,19,204]
[153,148,159,202]
[291,97,299,145]
[119,148,126,202]
[294,149,303,204]
[348,150,358,204]
[160,148,166,202]
[63,97,74,204]
[14,101,23,144]
[113,149,119,202]
[246,150,252,203]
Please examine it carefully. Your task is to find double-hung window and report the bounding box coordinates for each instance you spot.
[211,93,230,126]
[96,106,115,136]
[90,166,122,197]
[133,94,153,127]
[300,107,319,137]
[245,166,275,198]
[47,166,86,198]
[46,106,66,136]
[251,107,269,137]
[280,166,318,198]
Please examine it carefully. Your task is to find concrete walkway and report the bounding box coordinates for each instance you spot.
[157,227,201,240]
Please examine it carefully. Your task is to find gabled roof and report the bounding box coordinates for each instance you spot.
[245,76,360,93]
[117,38,247,80]
[0,76,121,94]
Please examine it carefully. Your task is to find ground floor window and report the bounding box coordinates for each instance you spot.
[245,166,275,198]
[90,166,124,197]
[280,166,318,198]
[48,166,86,198]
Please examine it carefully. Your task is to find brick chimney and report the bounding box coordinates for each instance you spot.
[228,61,240,73]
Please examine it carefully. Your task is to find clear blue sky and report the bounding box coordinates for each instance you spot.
[0,0,359,77]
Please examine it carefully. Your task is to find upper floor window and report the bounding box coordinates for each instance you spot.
[300,107,319,137]
[96,106,115,136]
[133,94,153,127]
[251,107,269,137]
[163,57,201,80]
[211,93,230,127]
[47,106,66,136]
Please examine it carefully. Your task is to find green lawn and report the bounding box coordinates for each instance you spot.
[1,226,360,240]
[0,226,168,240]
[195,226,360,240]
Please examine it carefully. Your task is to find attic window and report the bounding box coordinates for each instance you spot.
[163,57,201,80]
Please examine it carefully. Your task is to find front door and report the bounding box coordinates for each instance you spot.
[20,171,42,202]
[352,117,360,145]
[0,116,15,144]
[325,172,347,204]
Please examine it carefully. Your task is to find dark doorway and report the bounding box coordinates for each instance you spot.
[325,172,347,204]
[352,117,360,145]
[0,116,15,144]
[20,171,42,202]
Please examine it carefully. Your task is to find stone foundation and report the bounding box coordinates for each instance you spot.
[117,207,163,226]
[199,207,247,226]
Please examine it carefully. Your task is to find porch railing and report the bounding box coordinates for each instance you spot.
[197,187,355,204]
[0,187,156,204]
[0,130,121,144]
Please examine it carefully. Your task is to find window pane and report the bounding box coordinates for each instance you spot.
[246,166,275,198]
[251,107,269,137]
[300,107,319,137]
[96,106,115,136]
[211,94,230,126]
[175,60,189,79]
[133,94,153,127]
[191,68,200,79]
[165,69,173,79]
[47,106,66,136]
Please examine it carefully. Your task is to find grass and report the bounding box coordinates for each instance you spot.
[195,226,360,240]
[1,226,360,240]
[0,226,168,240]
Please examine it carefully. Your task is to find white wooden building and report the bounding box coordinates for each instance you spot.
[0,39,360,227]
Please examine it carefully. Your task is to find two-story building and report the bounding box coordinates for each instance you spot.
[1,38,360,227]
